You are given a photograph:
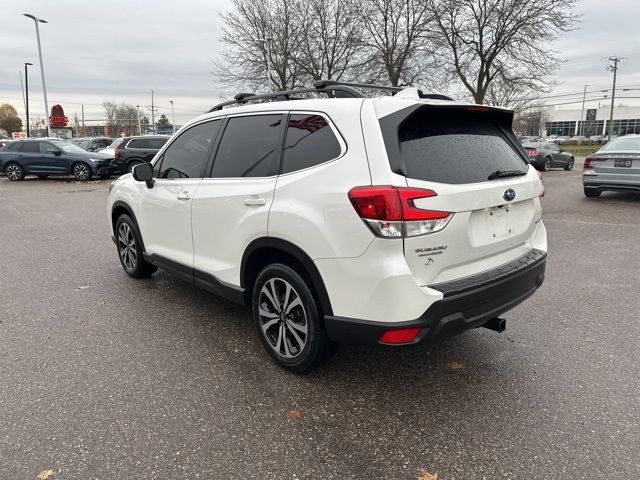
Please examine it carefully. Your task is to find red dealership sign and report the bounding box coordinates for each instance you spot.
[50,104,69,127]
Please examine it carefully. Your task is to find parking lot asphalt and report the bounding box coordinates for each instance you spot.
[1,164,639,480]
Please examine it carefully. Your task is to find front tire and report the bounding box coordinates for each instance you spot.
[584,187,601,198]
[252,263,336,372]
[115,214,157,278]
[5,162,24,181]
[72,162,92,181]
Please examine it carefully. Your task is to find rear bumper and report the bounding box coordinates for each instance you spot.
[583,178,640,192]
[324,249,546,345]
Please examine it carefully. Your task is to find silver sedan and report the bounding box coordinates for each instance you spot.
[583,135,640,198]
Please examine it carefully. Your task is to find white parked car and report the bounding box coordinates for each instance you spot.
[107,81,547,371]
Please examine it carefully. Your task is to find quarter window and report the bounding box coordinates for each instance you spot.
[282,114,341,174]
[212,115,283,178]
[158,120,221,179]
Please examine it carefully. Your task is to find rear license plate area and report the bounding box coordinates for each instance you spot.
[614,159,632,168]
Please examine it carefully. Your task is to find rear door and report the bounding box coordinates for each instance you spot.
[191,113,285,286]
[18,141,44,172]
[380,104,543,286]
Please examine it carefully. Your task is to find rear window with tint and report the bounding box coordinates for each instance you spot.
[398,108,527,184]
[127,138,167,149]
[600,137,640,151]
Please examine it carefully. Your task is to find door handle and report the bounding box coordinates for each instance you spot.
[177,191,191,200]
[244,198,266,206]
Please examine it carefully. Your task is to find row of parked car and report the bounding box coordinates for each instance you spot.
[0,135,169,181]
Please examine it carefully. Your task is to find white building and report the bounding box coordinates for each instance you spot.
[545,105,640,137]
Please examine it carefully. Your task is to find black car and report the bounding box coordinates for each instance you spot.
[0,139,114,181]
[69,136,113,152]
[112,135,169,174]
[524,142,575,171]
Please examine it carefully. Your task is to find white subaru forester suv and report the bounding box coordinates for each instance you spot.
[108,81,547,372]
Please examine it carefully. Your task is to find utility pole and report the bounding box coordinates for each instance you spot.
[607,57,621,141]
[578,84,588,142]
[169,100,176,134]
[81,104,85,136]
[151,89,156,134]
[136,105,142,135]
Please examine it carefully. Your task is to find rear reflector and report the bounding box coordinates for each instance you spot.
[379,327,422,345]
[348,186,453,238]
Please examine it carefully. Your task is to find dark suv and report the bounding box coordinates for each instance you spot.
[69,137,113,152]
[112,135,169,174]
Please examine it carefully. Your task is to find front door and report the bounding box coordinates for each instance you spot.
[137,120,222,269]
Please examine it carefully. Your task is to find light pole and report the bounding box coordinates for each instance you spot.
[24,63,33,137]
[169,100,176,134]
[150,89,156,134]
[606,56,621,141]
[136,105,142,135]
[257,37,274,92]
[23,14,51,137]
[578,84,588,142]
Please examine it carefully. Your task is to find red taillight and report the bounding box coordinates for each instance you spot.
[348,186,453,238]
[466,105,490,112]
[379,327,422,345]
[114,145,121,160]
[525,148,538,156]
[583,156,604,170]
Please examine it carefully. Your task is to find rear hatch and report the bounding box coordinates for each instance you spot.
[380,104,543,286]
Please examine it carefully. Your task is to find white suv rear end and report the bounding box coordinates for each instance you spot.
[108,82,546,372]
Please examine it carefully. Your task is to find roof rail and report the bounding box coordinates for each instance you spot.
[209,79,453,111]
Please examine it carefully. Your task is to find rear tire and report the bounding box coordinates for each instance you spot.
[252,263,336,372]
[72,162,92,181]
[115,214,157,278]
[584,187,601,198]
[564,158,574,171]
[543,158,552,171]
[5,162,24,181]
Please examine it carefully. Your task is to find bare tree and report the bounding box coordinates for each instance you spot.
[358,0,434,86]
[103,102,139,136]
[214,0,305,93]
[427,0,578,104]
[513,106,550,137]
[294,0,365,81]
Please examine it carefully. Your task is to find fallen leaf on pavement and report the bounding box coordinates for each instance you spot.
[37,470,54,480]
[417,468,438,480]
[286,410,301,420]
[77,286,90,290]
[448,361,464,370]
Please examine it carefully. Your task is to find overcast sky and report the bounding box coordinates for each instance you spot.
[1,0,639,126]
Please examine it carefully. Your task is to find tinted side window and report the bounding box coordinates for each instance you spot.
[282,114,341,174]
[127,139,149,149]
[39,142,59,154]
[159,121,221,179]
[7,143,24,152]
[22,142,39,153]
[148,138,168,149]
[212,115,283,178]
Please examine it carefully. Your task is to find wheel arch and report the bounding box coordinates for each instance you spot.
[111,201,146,252]
[241,238,333,316]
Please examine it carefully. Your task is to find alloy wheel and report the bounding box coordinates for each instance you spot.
[258,278,308,359]
[73,163,90,180]
[118,223,137,271]
[6,164,22,181]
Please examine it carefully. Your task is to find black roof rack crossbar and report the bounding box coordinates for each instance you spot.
[209,79,453,111]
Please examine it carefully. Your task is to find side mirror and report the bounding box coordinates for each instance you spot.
[132,162,155,188]
[54,150,62,156]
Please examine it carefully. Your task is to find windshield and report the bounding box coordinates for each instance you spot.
[54,141,90,153]
[600,137,640,152]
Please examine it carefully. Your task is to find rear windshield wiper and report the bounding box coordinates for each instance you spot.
[487,169,528,180]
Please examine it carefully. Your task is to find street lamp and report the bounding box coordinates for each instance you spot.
[23,13,51,137]
[24,62,33,137]
[257,37,274,92]
[169,100,175,134]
